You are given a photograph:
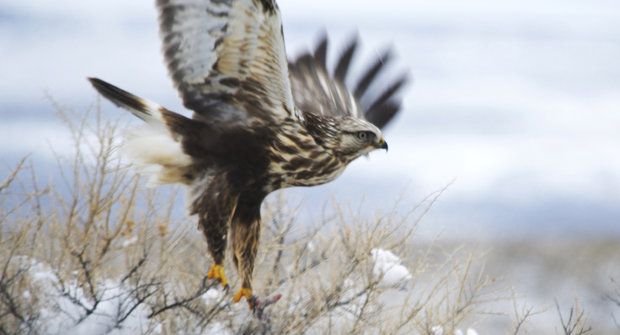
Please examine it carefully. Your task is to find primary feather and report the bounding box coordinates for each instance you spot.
[289,34,408,129]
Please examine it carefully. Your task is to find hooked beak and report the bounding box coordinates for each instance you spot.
[377,138,388,151]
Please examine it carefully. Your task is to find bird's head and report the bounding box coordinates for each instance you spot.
[334,116,388,160]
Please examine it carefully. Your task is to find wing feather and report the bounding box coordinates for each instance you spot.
[365,101,400,130]
[333,38,358,82]
[289,35,408,129]
[157,0,295,123]
[353,49,392,99]
[366,74,408,114]
[313,35,329,70]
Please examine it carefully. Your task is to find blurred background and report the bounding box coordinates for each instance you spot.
[1,0,620,332]
[2,0,619,241]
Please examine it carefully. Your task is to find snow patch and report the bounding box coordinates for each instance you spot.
[121,236,138,248]
[370,248,412,288]
[13,256,158,335]
[202,287,225,305]
[433,326,479,335]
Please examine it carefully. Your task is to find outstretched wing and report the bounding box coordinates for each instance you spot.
[157,0,295,123]
[288,35,408,129]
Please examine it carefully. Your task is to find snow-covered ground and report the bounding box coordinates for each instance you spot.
[13,240,616,334]
[11,249,480,334]
[12,257,155,335]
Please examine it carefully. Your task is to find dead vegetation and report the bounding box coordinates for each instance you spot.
[0,106,603,334]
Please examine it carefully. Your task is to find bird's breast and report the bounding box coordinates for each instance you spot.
[266,126,346,189]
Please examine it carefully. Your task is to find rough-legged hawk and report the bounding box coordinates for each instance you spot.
[89,0,407,309]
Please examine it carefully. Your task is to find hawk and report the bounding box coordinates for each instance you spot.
[89,0,407,308]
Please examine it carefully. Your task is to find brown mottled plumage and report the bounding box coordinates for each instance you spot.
[88,0,407,309]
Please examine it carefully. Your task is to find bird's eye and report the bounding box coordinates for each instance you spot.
[357,131,374,141]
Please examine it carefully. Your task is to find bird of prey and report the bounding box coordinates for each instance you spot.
[89,0,407,308]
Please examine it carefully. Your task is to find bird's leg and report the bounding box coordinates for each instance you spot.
[207,263,229,290]
[199,210,230,290]
[232,287,254,304]
[231,218,261,308]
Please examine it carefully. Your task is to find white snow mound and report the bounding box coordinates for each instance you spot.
[370,248,412,288]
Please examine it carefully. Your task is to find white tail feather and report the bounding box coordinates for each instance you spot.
[123,126,192,186]
[88,78,193,186]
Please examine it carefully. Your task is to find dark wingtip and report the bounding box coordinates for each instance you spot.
[353,48,394,99]
[366,101,401,129]
[314,33,329,69]
[364,72,410,129]
[334,33,359,82]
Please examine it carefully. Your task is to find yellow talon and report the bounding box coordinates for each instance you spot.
[232,287,253,303]
[207,264,228,288]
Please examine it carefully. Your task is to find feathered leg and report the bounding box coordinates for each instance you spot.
[231,218,261,306]
[200,212,230,289]
[194,179,238,290]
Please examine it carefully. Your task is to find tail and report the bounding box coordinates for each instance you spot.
[88,77,193,185]
[88,77,173,125]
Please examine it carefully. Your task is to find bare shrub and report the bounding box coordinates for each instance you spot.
[0,103,598,334]
[555,300,592,335]
[606,278,620,331]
